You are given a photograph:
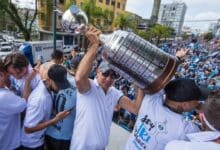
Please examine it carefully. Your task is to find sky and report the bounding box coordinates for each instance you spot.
[14,0,220,32]
[126,0,220,32]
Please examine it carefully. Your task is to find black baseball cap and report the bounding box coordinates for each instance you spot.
[164,78,210,102]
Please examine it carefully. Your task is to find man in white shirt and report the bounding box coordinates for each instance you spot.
[125,78,209,150]
[165,91,220,150]
[21,64,70,150]
[0,58,33,150]
[70,26,144,150]
[21,80,53,150]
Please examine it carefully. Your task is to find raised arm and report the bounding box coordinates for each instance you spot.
[75,26,101,93]
[118,88,145,115]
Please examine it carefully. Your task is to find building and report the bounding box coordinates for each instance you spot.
[76,0,127,17]
[209,19,220,38]
[158,2,187,36]
[38,0,128,49]
[150,0,161,26]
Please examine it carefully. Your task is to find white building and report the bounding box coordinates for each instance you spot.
[209,19,220,38]
[158,2,187,36]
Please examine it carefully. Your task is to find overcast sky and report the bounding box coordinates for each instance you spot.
[126,0,220,32]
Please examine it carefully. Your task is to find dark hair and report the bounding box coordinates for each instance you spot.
[70,54,83,70]
[164,79,203,102]
[51,50,63,60]
[4,53,29,70]
[48,64,70,89]
[204,91,220,131]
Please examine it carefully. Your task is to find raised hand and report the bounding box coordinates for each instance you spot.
[52,110,71,123]
[176,48,189,58]
[85,26,101,47]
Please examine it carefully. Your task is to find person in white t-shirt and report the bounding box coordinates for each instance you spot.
[0,58,34,150]
[165,91,220,150]
[20,64,71,150]
[125,78,209,150]
[4,53,41,97]
[70,26,144,150]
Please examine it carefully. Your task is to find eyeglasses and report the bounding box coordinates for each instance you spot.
[101,70,120,80]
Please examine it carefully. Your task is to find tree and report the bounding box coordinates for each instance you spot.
[0,10,6,31]
[114,13,137,31]
[150,24,174,45]
[204,32,213,41]
[102,9,114,30]
[0,0,37,41]
[182,32,190,40]
[135,30,151,41]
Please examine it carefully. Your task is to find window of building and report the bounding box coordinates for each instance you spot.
[59,0,64,4]
[99,0,103,3]
[106,0,110,5]
[111,1,115,6]
[117,2,120,8]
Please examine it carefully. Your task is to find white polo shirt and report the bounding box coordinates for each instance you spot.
[70,79,123,150]
[0,88,26,150]
[125,90,200,150]
[21,81,52,148]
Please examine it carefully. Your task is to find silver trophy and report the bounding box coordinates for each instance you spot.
[62,5,178,94]
[61,5,88,33]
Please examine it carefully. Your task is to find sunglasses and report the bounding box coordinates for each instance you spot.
[101,70,120,80]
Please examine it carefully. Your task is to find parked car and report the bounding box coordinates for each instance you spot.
[0,42,13,52]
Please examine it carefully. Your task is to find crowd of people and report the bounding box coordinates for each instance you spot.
[0,26,220,150]
[161,39,220,90]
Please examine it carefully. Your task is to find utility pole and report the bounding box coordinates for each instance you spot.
[53,0,57,51]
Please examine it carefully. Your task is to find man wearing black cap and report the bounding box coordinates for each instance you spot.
[165,91,220,150]
[44,64,77,150]
[125,78,209,150]
[70,26,144,150]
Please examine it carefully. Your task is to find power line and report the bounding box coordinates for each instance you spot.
[161,19,219,23]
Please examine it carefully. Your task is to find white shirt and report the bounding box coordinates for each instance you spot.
[165,131,220,150]
[21,81,52,148]
[165,140,220,150]
[125,90,200,150]
[0,88,26,150]
[70,79,123,150]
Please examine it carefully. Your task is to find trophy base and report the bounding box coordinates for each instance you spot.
[145,58,178,94]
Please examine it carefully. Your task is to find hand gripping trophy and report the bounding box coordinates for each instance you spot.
[61,5,179,94]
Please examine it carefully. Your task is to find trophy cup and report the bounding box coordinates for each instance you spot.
[62,5,178,94]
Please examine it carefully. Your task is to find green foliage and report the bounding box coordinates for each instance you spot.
[64,0,76,10]
[182,32,190,40]
[135,30,151,41]
[204,32,213,41]
[114,13,137,31]
[0,0,38,41]
[79,0,114,30]
[150,24,175,45]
